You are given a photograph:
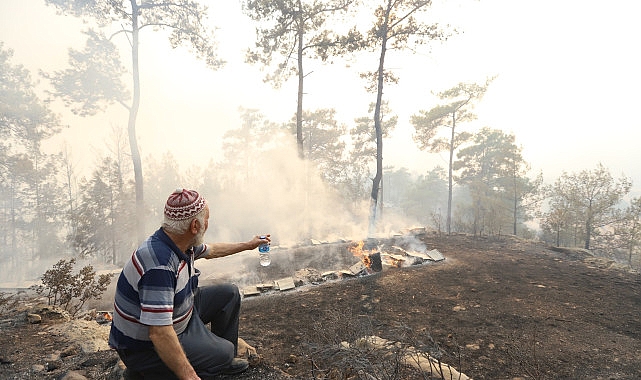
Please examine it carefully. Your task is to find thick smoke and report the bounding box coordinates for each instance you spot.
[194,135,372,247]
[179,135,421,286]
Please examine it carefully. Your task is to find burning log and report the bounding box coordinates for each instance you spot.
[349,240,382,273]
[367,252,382,272]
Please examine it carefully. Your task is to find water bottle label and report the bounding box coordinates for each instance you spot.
[259,236,270,252]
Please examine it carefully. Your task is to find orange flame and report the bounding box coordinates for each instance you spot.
[349,240,365,256]
[349,240,372,269]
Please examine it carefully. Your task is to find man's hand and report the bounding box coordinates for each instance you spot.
[149,325,200,380]
[249,234,271,250]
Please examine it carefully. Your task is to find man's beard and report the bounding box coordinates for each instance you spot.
[192,227,205,247]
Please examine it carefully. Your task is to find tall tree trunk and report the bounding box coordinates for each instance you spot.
[33,150,41,258]
[10,180,16,253]
[446,113,455,235]
[109,185,116,265]
[513,169,518,236]
[64,151,76,243]
[129,1,145,242]
[513,194,518,236]
[369,24,388,236]
[584,199,595,249]
[629,217,639,266]
[296,0,304,160]
[1,197,6,248]
[585,209,592,250]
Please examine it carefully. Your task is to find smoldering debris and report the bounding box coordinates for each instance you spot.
[225,233,445,298]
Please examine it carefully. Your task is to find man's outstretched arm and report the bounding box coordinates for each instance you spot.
[202,235,270,259]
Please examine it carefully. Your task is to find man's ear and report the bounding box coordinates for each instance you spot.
[190,219,200,234]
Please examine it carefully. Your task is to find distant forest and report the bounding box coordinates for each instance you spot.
[1,1,639,284]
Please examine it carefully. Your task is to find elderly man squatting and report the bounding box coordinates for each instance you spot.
[108,188,269,379]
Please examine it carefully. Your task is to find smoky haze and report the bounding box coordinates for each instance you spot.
[196,138,371,246]
[2,0,641,289]
[140,133,429,290]
[161,130,423,245]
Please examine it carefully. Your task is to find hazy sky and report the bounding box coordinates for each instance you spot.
[1,0,640,193]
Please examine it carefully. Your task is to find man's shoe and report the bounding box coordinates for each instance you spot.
[221,358,249,375]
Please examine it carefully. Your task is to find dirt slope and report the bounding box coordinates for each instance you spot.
[238,234,641,379]
[1,234,640,380]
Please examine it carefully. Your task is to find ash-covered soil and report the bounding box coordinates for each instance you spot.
[1,233,640,379]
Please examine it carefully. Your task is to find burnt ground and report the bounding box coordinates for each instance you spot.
[1,233,640,379]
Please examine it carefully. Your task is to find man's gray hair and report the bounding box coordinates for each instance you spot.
[162,207,207,234]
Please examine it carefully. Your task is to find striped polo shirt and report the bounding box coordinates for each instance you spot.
[108,228,207,350]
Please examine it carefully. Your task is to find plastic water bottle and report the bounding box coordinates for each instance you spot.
[258,236,271,267]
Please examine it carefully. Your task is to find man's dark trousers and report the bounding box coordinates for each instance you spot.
[118,284,241,379]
